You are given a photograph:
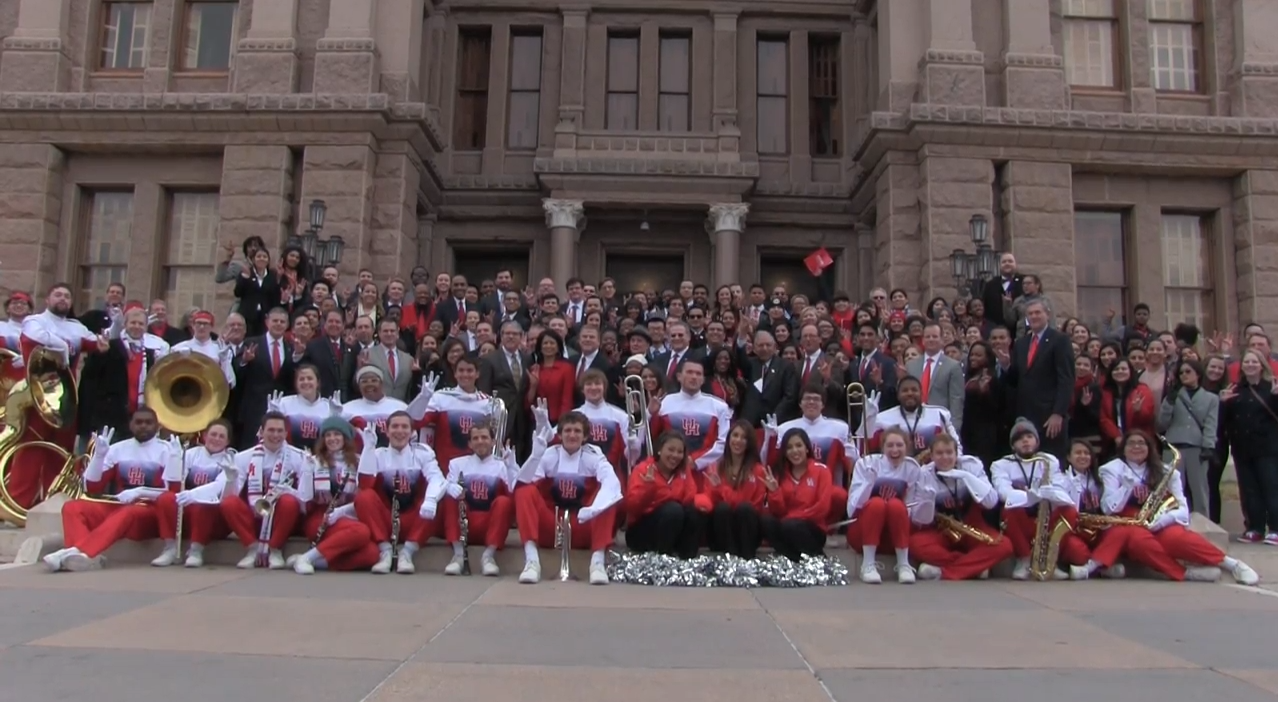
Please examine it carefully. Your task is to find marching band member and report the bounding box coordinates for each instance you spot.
[20,283,109,365]
[219,411,310,569]
[43,407,175,572]
[268,364,343,448]
[169,309,236,387]
[291,416,380,574]
[355,411,445,574]
[342,365,434,448]
[700,420,767,559]
[436,422,518,576]
[1058,439,1129,580]
[417,355,492,473]
[991,418,1086,580]
[517,408,623,584]
[760,428,836,563]
[151,419,236,567]
[846,427,935,583]
[1100,430,1259,585]
[574,368,642,479]
[0,290,32,360]
[648,359,733,487]
[866,375,960,454]
[624,431,702,562]
[911,434,1011,581]
[763,384,855,514]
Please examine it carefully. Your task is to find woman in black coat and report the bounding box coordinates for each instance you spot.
[233,248,282,337]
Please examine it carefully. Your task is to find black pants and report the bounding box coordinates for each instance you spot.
[1235,453,1278,534]
[1208,444,1229,525]
[625,501,702,559]
[760,515,825,562]
[706,502,761,558]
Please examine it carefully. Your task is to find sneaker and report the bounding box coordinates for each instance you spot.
[1184,566,1222,582]
[895,563,916,584]
[917,563,943,581]
[481,552,499,577]
[1264,533,1278,546]
[184,549,204,568]
[589,562,609,585]
[1229,560,1260,586]
[978,569,990,580]
[1069,565,1090,581]
[519,560,541,584]
[150,546,178,568]
[1239,531,1263,544]
[371,549,393,574]
[293,556,315,575]
[1054,568,1069,580]
[397,554,416,574]
[63,552,102,572]
[267,549,286,570]
[443,554,464,576]
[236,549,258,569]
[1101,563,1127,579]
[1011,558,1030,581]
[859,562,883,584]
[42,547,74,573]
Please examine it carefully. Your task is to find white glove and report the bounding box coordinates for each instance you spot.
[266,390,285,413]
[419,501,437,520]
[532,398,550,434]
[1148,513,1174,532]
[763,414,779,435]
[115,487,147,504]
[359,422,379,447]
[175,491,199,507]
[325,509,343,525]
[327,392,344,414]
[445,482,464,499]
[94,425,116,449]
[866,390,881,414]
[420,373,440,397]
[577,506,597,523]
[936,469,968,480]
[1120,471,1138,488]
[177,346,192,356]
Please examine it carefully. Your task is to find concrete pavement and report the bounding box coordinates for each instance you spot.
[0,542,1277,702]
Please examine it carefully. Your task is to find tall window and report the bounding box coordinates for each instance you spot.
[658,34,690,132]
[809,35,840,157]
[757,38,789,154]
[1162,213,1213,331]
[1074,211,1128,331]
[454,29,492,150]
[508,32,543,149]
[81,192,134,309]
[182,1,238,71]
[99,2,152,70]
[165,193,220,314]
[1062,0,1118,88]
[606,34,639,131]
[1148,0,1202,92]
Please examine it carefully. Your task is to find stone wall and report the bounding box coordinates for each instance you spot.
[299,145,376,276]
[1002,161,1076,318]
[0,144,64,298]
[918,155,993,303]
[217,145,295,312]
[1233,170,1278,329]
[369,152,420,279]
[874,162,923,299]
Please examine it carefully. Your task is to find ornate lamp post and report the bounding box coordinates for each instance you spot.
[948,215,998,298]
[285,199,343,281]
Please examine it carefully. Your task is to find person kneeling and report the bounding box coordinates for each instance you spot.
[515,408,622,585]
[760,428,835,564]
[624,431,703,562]
[431,422,518,577]
[45,408,175,572]
[846,427,934,583]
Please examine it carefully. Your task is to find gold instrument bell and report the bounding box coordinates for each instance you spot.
[144,353,231,436]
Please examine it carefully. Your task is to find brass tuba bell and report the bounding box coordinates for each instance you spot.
[144,353,231,436]
[0,345,82,526]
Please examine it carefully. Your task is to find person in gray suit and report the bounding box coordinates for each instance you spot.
[1157,358,1219,517]
[364,318,417,401]
[479,320,532,458]
[907,322,965,431]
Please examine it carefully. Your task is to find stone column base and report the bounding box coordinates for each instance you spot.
[918,49,986,106]
[232,38,300,93]
[0,37,71,92]
[1001,53,1067,109]
[1232,64,1278,117]
[313,38,380,94]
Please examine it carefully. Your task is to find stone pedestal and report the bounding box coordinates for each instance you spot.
[707,203,748,290]
[0,0,72,92]
[917,0,984,106]
[544,199,584,293]
[1002,161,1077,318]
[232,0,301,93]
[313,0,379,94]
[1000,0,1066,109]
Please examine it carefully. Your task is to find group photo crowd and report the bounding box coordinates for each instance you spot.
[2,231,1270,588]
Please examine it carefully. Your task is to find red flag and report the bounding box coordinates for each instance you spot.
[804,247,834,276]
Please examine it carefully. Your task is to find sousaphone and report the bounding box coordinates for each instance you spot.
[0,346,82,526]
[143,353,230,436]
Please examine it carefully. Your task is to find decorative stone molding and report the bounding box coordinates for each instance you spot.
[534,157,759,177]
[543,198,585,230]
[1001,52,1063,69]
[316,38,378,53]
[1,37,64,51]
[237,38,298,53]
[1239,63,1278,76]
[919,49,984,67]
[706,203,749,236]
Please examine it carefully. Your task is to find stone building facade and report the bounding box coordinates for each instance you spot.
[1,0,1278,332]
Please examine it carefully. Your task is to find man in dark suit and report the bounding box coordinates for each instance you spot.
[569,325,620,407]
[844,321,900,422]
[435,274,471,330]
[479,320,532,457]
[233,307,297,449]
[981,252,1024,329]
[78,306,169,438]
[740,329,799,426]
[996,298,1073,459]
[652,321,705,394]
[300,310,354,401]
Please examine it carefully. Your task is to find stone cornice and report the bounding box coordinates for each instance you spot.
[919,49,984,68]
[534,157,759,178]
[315,38,379,53]
[1000,52,1064,69]
[1239,62,1278,76]
[1,37,65,51]
[237,37,298,53]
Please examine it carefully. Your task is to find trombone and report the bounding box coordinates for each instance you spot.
[624,374,654,460]
[846,382,867,464]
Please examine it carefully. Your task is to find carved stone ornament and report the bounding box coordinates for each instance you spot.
[707,203,749,235]
[543,198,585,230]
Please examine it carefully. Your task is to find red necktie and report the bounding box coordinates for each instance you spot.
[577,355,587,380]
[1027,334,1040,367]
[802,357,813,385]
[920,357,933,400]
[271,340,281,377]
[332,340,341,361]
[387,348,397,379]
[667,353,679,379]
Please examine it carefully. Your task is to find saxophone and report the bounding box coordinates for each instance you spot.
[936,513,1001,546]
[1077,444,1181,535]
[1026,453,1071,581]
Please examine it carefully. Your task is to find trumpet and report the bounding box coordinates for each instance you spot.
[553,506,575,581]
[490,398,508,459]
[624,374,654,460]
[254,456,298,567]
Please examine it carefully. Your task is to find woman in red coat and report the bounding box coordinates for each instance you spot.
[526,330,575,425]
[1100,358,1156,460]
[700,420,766,558]
[624,432,702,558]
[761,427,833,562]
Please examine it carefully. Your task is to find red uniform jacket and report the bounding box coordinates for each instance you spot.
[528,359,575,423]
[769,460,832,527]
[624,457,697,524]
[702,463,767,510]
[1099,384,1156,446]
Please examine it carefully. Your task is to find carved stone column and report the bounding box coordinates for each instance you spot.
[313,0,379,93]
[1001,0,1066,109]
[1231,0,1278,117]
[232,0,300,93]
[544,199,585,295]
[917,0,984,106]
[0,0,72,91]
[707,203,749,290]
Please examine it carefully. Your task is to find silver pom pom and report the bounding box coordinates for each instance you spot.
[605,551,849,587]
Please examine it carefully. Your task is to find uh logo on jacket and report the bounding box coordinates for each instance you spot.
[666,412,715,454]
[809,436,844,465]
[463,474,502,511]
[871,477,909,501]
[551,474,596,511]
[447,409,491,450]
[290,417,321,446]
[113,461,165,493]
[184,464,222,490]
[934,478,971,514]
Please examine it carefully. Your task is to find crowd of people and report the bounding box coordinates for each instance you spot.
[2,234,1271,587]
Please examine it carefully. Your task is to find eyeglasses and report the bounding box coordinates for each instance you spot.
[1179,370,1194,376]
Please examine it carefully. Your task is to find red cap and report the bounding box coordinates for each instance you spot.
[191,310,215,324]
[693,494,714,514]
[123,301,145,313]
[6,291,31,305]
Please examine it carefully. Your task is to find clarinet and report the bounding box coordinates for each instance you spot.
[389,473,402,568]
[173,441,190,559]
[309,465,352,550]
[457,471,471,576]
